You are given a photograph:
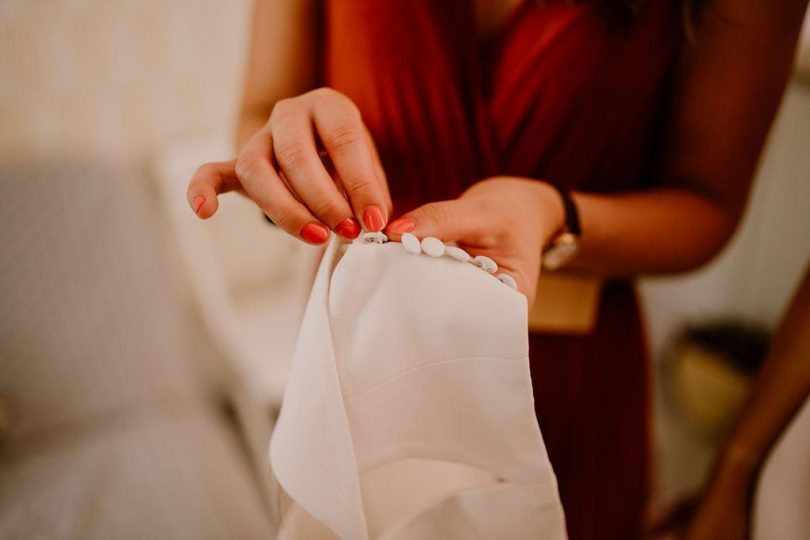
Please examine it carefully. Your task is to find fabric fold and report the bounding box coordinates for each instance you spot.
[270,239,368,539]
[270,238,566,539]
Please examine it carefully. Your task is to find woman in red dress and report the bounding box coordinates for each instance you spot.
[187,1,808,538]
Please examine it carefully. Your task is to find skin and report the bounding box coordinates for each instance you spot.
[650,267,810,538]
[668,267,810,539]
[188,0,807,298]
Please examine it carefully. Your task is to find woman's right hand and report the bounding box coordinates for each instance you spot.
[187,87,392,244]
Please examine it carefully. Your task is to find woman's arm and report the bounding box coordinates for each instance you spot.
[188,0,391,243]
[649,266,810,538]
[570,0,809,276]
[684,266,810,540]
[236,0,318,149]
[387,0,808,301]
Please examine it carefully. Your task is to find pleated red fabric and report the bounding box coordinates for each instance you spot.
[320,1,681,538]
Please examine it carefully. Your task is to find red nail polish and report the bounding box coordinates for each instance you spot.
[335,217,361,239]
[363,206,385,231]
[192,195,205,215]
[386,217,415,234]
[301,222,330,244]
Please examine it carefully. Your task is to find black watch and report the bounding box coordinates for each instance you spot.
[542,187,581,271]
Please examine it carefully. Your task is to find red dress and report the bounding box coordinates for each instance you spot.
[320,1,681,538]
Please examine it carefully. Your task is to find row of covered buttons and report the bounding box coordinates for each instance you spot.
[360,231,518,290]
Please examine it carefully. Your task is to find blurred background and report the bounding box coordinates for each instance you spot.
[0,2,809,538]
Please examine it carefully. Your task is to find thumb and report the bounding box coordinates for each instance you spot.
[385,199,487,243]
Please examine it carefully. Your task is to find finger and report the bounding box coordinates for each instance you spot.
[186,159,242,219]
[321,135,392,223]
[385,199,491,245]
[364,125,392,216]
[391,199,534,297]
[388,199,529,297]
[236,132,332,245]
[270,108,361,238]
[312,94,388,231]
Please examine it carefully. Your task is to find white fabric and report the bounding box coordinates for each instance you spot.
[269,237,567,539]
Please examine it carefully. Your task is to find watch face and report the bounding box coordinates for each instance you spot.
[542,234,579,270]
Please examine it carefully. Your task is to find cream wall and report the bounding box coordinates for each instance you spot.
[0,0,251,161]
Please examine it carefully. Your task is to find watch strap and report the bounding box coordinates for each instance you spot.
[553,186,581,236]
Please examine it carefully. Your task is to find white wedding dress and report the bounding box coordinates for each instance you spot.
[270,237,567,539]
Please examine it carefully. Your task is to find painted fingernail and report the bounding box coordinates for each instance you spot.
[363,206,385,231]
[335,217,361,239]
[192,195,205,215]
[386,217,415,234]
[301,222,330,244]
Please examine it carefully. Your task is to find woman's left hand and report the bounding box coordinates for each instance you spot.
[684,485,749,540]
[384,177,563,305]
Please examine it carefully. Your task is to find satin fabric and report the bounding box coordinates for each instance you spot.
[271,238,567,539]
[319,2,681,537]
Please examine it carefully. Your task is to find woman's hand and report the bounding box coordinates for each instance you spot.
[683,448,757,540]
[647,460,754,540]
[384,177,564,304]
[187,87,392,244]
[684,483,749,540]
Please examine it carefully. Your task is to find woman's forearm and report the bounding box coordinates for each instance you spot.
[574,0,810,278]
[569,186,738,276]
[714,267,810,483]
[236,0,317,151]
[682,274,810,539]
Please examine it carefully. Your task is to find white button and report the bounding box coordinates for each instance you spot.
[401,232,422,254]
[497,273,518,290]
[445,246,471,262]
[421,236,446,257]
[362,231,388,244]
[474,255,498,273]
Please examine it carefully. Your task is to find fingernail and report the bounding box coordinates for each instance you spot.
[192,195,205,215]
[386,217,415,234]
[301,222,330,244]
[335,217,361,239]
[363,206,385,231]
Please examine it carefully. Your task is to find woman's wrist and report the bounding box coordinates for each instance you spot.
[708,440,762,497]
[465,176,564,246]
[530,180,566,249]
[719,441,762,478]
